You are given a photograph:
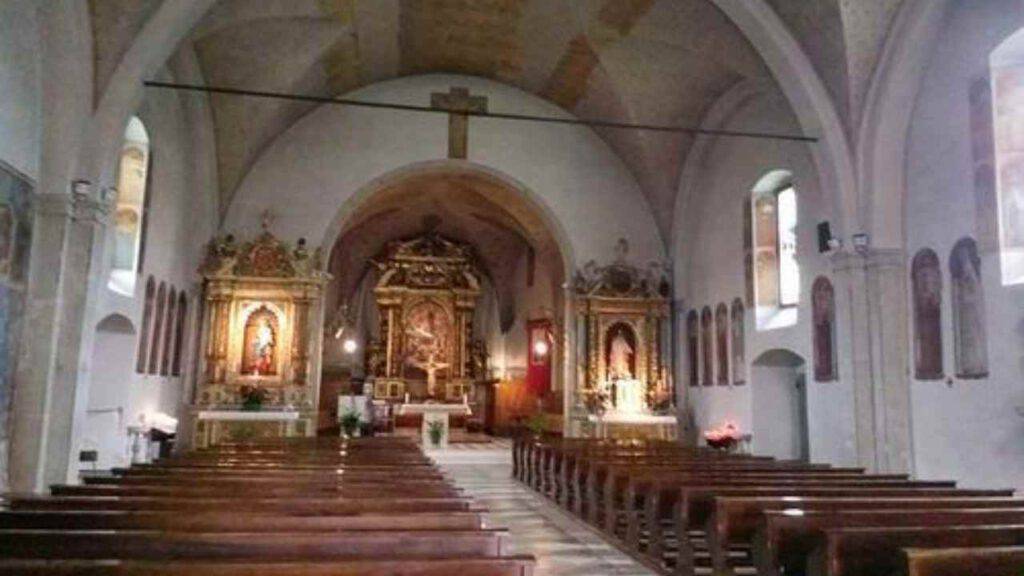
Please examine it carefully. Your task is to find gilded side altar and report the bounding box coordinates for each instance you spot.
[188,226,327,447]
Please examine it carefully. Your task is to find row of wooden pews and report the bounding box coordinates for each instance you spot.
[513,437,1023,576]
[0,436,535,575]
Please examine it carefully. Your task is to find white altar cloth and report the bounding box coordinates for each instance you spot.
[396,403,470,449]
[197,410,300,422]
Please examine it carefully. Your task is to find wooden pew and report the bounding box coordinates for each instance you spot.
[0,557,537,576]
[710,496,1024,576]
[48,482,462,498]
[755,508,1024,576]
[806,525,1024,576]
[8,496,478,514]
[903,546,1024,576]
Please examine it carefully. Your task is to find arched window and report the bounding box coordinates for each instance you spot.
[108,117,150,296]
[686,310,699,387]
[911,249,944,380]
[172,292,188,377]
[812,276,838,382]
[135,276,155,373]
[752,171,800,329]
[160,287,176,376]
[730,299,746,385]
[700,307,713,386]
[715,303,729,385]
[950,238,989,378]
[149,282,166,375]
[990,33,1024,285]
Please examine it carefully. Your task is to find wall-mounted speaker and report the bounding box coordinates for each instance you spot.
[817,222,833,253]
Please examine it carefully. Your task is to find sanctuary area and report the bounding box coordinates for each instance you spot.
[0,1,1022,575]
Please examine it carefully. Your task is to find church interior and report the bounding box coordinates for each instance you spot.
[0,1,1023,574]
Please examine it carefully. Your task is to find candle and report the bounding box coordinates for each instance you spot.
[404,392,410,404]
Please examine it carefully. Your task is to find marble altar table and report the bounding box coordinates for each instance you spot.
[192,409,312,448]
[396,403,472,449]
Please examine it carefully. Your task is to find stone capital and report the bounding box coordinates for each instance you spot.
[830,247,906,273]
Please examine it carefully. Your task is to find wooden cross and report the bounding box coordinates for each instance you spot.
[431,87,488,160]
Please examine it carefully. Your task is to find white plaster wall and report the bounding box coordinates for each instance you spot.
[72,72,215,472]
[750,361,807,460]
[676,90,858,466]
[0,0,42,179]
[224,74,666,269]
[904,0,1024,491]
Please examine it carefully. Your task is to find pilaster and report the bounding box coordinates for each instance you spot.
[9,181,111,493]
[832,248,912,473]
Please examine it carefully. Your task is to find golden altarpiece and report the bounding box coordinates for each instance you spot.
[366,231,485,402]
[572,239,676,440]
[188,230,327,448]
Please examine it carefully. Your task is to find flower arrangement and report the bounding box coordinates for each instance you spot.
[340,410,362,437]
[427,420,445,447]
[704,421,743,451]
[581,386,609,416]
[239,385,268,411]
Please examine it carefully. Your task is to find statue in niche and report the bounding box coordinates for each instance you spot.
[812,277,837,382]
[242,308,278,376]
[606,323,636,381]
[911,249,943,380]
[950,238,988,378]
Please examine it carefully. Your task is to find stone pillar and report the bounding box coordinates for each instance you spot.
[9,182,111,493]
[561,287,581,437]
[832,249,912,473]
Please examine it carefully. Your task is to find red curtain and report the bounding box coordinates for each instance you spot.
[526,319,552,395]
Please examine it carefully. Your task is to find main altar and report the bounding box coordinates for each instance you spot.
[187,222,327,448]
[573,239,677,440]
[365,230,487,402]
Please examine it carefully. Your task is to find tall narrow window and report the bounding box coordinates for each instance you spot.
[686,310,699,387]
[752,171,800,329]
[108,117,150,296]
[136,276,155,373]
[149,282,166,375]
[160,288,176,376]
[700,307,713,386]
[991,34,1024,285]
[172,292,188,377]
[812,276,838,382]
[950,238,989,378]
[730,299,746,385]
[715,303,729,385]
[911,249,944,380]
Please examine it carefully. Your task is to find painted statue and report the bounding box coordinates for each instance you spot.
[608,331,634,380]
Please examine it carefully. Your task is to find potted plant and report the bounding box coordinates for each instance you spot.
[526,412,548,439]
[239,385,267,412]
[427,419,445,447]
[340,410,362,438]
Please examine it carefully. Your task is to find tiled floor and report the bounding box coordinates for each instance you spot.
[430,446,659,576]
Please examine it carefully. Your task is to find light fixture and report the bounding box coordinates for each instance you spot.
[343,339,358,354]
[533,340,549,357]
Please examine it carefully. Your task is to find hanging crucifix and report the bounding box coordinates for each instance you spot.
[431,87,488,159]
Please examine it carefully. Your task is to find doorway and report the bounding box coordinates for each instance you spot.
[751,348,809,461]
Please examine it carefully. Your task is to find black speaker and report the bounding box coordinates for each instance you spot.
[817,222,833,253]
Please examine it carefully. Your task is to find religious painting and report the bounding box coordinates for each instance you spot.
[241,306,280,376]
[950,238,989,378]
[403,301,452,394]
[686,310,699,387]
[149,282,166,375]
[700,307,713,386]
[911,249,944,380]
[715,303,729,385]
[137,277,155,373]
[730,299,746,385]
[604,322,637,381]
[812,276,837,382]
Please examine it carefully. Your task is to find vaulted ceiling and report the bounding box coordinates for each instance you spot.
[87,0,905,242]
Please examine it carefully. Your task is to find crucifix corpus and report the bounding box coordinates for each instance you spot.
[431,86,488,160]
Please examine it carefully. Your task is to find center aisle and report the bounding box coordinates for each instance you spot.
[431,443,658,576]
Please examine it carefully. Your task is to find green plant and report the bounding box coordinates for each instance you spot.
[340,410,361,437]
[239,385,267,411]
[526,412,547,437]
[427,420,445,446]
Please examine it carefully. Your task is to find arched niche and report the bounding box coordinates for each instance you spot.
[911,248,944,380]
[949,238,988,378]
[751,348,809,461]
[84,314,137,470]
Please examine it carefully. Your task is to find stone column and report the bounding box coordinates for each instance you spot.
[832,249,912,473]
[9,181,111,493]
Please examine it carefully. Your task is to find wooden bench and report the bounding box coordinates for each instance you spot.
[904,546,1024,576]
[806,525,1024,576]
[754,508,1024,576]
[0,557,537,575]
[8,496,478,514]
